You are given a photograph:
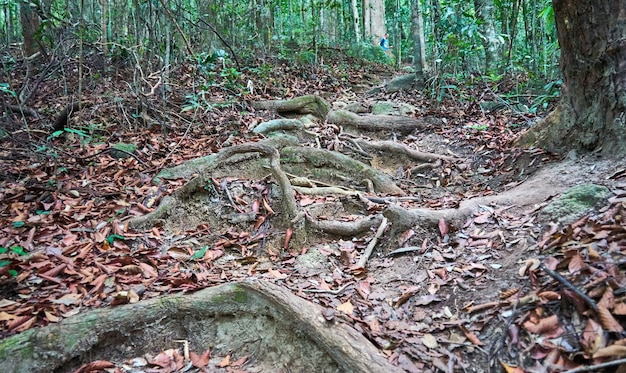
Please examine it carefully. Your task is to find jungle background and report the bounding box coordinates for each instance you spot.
[2,0,626,372]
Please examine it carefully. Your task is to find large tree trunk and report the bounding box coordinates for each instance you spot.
[369,0,386,38]
[362,0,386,42]
[517,1,626,157]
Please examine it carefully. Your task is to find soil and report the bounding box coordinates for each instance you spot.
[2,55,626,372]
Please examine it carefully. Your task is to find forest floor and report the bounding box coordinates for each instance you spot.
[2,50,626,373]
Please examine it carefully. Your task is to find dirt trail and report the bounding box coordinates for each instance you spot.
[3,58,626,372]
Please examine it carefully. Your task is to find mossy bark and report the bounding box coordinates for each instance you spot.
[327,109,441,135]
[251,95,330,120]
[0,281,399,373]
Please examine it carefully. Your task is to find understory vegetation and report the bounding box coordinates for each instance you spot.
[4,1,626,373]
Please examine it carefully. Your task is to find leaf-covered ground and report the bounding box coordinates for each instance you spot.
[2,50,626,372]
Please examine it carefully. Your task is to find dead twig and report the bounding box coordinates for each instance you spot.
[295,283,353,295]
[539,263,599,313]
[562,358,626,373]
[356,216,388,268]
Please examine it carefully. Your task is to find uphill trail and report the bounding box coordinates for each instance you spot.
[1,56,626,372]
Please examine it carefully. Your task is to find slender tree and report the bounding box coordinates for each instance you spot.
[411,0,424,86]
[351,0,361,43]
[19,2,40,57]
[473,0,498,71]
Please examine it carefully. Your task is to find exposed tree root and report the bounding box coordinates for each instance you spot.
[252,118,306,134]
[251,94,330,120]
[0,281,399,373]
[293,185,360,195]
[130,143,298,229]
[327,109,442,135]
[306,214,383,237]
[382,170,564,238]
[410,159,442,173]
[355,139,459,163]
[281,145,405,195]
[131,144,405,245]
[4,104,40,118]
[53,101,89,131]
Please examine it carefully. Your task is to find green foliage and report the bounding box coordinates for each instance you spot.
[539,1,555,34]
[220,67,242,90]
[294,50,318,65]
[2,0,560,107]
[46,127,93,147]
[182,93,203,112]
[346,42,392,64]
[0,246,28,278]
[0,83,16,98]
[112,142,137,154]
[106,234,126,245]
[530,79,561,113]
[248,64,273,80]
[0,246,27,256]
[437,83,459,103]
[465,123,489,131]
[184,49,243,112]
[195,48,227,74]
[190,246,208,261]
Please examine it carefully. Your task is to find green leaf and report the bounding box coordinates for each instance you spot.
[0,83,16,97]
[12,221,25,228]
[190,246,209,261]
[0,260,11,268]
[10,246,27,256]
[47,130,65,140]
[64,128,89,138]
[8,269,18,277]
[106,234,126,245]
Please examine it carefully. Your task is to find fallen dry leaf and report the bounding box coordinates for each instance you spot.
[217,354,231,367]
[523,314,559,334]
[337,301,354,315]
[459,325,483,346]
[190,350,211,368]
[594,344,626,358]
[500,361,525,373]
[421,333,438,349]
[519,258,540,276]
[73,360,115,373]
[598,306,624,333]
[438,218,449,236]
[267,268,288,279]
